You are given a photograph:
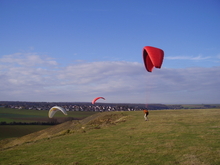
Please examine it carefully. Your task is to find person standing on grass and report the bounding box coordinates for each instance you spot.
[143,109,149,121]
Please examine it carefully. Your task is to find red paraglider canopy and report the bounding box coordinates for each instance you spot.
[92,97,105,104]
[143,46,164,72]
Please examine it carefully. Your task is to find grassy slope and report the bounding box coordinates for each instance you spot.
[0,109,220,165]
[0,108,97,140]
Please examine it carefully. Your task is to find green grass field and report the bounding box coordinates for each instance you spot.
[0,125,51,140]
[0,108,97,140]
[0,108,97,123]
[0,109,220,165]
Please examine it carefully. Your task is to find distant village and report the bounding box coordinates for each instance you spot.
[0,101,218,111]
[0,101,169,112]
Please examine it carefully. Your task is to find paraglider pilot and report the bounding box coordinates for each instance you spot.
[143,109,149,121]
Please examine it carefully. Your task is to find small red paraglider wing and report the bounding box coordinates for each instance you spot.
[92,97,105,104]
[143,46,164,72]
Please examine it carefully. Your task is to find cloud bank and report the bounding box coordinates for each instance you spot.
[0,53,219,104]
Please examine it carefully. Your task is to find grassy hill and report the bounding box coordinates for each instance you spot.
[0,109,220,165]
[0,108,98,140]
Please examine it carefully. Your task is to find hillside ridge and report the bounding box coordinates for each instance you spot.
[0,111,127,150]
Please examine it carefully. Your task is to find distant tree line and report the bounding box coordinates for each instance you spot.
[0,117,75,125]
[0,121,59,125]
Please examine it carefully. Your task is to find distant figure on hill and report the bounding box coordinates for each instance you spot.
[143,109,149,121]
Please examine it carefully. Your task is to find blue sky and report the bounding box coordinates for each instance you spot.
[0,0,220,104]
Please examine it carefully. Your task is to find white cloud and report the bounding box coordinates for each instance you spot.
[0,53,219,104]
[166,55,211,60]
[0,53,58,67]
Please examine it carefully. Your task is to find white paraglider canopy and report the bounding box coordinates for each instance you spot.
[48,106,68,118]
